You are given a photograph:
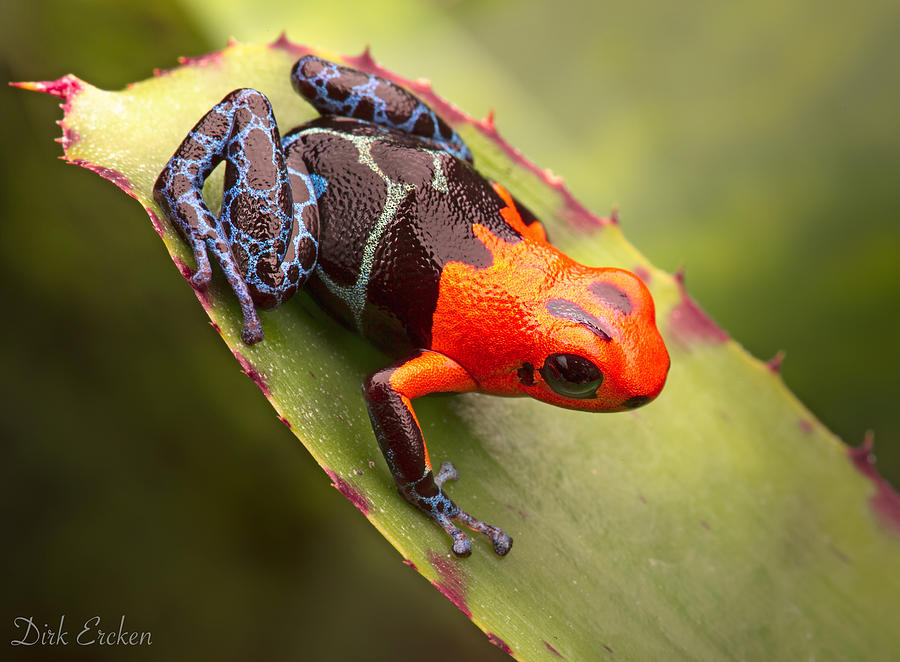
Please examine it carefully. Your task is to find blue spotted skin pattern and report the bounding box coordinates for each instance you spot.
[291,56,473,163]
[154,88,319,344]
[153,57,511,557]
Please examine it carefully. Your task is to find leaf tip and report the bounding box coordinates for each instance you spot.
[478,108,497,135]
[850,430,875,463]
[269,32,305,55]
[603,205,620,226]
[767,350,786,374]
[351,44,377,70]
[11,75,84,101]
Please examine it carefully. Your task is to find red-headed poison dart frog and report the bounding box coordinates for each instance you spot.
[154,56,670,557]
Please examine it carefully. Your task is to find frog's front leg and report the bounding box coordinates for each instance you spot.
[154,88,319,344]
[363,350,512,557]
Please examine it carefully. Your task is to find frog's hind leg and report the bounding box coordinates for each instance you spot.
[291,55,473,163]
[154,88,319,344]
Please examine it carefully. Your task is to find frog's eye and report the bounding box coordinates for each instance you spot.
[539,353,604,399]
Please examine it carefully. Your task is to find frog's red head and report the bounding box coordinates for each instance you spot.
[518,266,669,412]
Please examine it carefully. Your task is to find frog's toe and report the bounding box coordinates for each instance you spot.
[240,318,264,345]
[187,237,213,289]
[493,531,512,556]
[434,514,472,558]
[456,508,513,557]
[435,461,460,486]
[190,270,211,289]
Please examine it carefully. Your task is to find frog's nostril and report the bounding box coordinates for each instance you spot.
[622,395,652,409]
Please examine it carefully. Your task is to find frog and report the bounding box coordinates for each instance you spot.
[153,55,670,558]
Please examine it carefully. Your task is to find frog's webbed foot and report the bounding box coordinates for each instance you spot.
[364,351,512,558]
[154,88,319,345]
[430,462,512,557]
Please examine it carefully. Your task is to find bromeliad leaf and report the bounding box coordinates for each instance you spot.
[16,38,900,660]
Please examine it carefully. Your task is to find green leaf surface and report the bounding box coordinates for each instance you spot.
[19,39,900,660]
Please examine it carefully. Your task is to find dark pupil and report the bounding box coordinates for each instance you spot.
[539,353,603,399]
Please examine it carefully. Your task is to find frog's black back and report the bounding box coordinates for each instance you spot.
[284,116,523,354]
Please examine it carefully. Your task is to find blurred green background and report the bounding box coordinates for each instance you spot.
[2,0,897,659]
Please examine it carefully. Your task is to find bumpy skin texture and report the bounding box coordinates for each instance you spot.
[154,56,670,557]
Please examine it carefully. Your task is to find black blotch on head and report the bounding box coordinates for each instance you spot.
[546,299,612,341]
[623,395,651,409]
[590,281,632,315]
[517,363,536,386]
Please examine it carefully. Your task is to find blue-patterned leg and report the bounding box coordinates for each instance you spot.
[154,89,319,344]
[290,55,473,163]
